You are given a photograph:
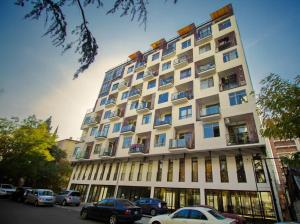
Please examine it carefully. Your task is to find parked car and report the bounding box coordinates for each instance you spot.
[134,198,168,216]
[11,187,32,202]
[0,184,16,197]
[149,206,236,224]
[25,189,55,206]
[55,190,81,206]
[80,198,142,224]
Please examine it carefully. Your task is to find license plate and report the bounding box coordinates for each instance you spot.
[134,211,138,215]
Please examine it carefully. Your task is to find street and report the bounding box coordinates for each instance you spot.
[0,199,150,224]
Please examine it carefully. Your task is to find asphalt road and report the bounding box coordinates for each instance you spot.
[0,199,150,224]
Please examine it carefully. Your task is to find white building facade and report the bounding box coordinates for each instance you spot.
[68,4,278,221]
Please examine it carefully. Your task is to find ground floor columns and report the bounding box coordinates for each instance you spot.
[200,188,205,204]
[150,186,154,198]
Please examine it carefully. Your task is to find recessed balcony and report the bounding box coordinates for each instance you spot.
[118,81,129,91]
[173,56,190,69]
[199,105,221,121]
[120,124,135,135]
[128,89,142,100]
[136,102,151,114]
[162,47,176,60]
[129,144,147,156]
[95,131,108,140]
[171,91,192,105]
[219,66,247,92]
[98,148,113,158]
[158,77,174,90]
[135,61,147,72]
[105,98,116,108]
[196,63,216,77]
[109,110,122,121]
[154,118,172,129]
[143,70,156,81]
[169,139,193,153]
[195,25,212,45]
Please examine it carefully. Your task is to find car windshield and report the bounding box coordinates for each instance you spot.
[2,184,13,189]
[117,199,134,207]
[38,190,53,196]
[70,192,80,196]
[208,209,225,220]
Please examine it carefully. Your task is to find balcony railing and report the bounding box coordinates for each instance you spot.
[171,91,193,101]
[200,106,220,117]
[143,70,157,80]
[128,89,142,98]
[129,144,146,154]
[162,47,176,57]
[105,98,116,106]
[83,116,99,126]
[218,41,234,52]
[195,27,212,41]
[137,102,151,111]
[95,130,108,139]
[135,61,147,71]
[118,81,129,90]
[197,63,215,74]
[159,77,173,87]
[109,110,123,119]
[219,80,246,91]
[169,139,193,149]
[226,132,257,145]
[173,55,190,67]
[121,124,136,133]
[99,148,113,157]
[154,118,172,127]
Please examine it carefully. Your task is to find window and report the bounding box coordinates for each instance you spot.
[199,43,211,54]
[158,92,169,104]
[88,164,94,180]
[104,110,111,119]
[208,210,225,220]
[152,52,160,61]
[113,163,120,181]
[121,91,129,100]
[162,61,171,71]
[219,156,229,182]
[190,210,207,220]
[179,158,185,182]
[205,157,213,182]
[129,162,135,181]
[100,98,107,106]
[127,65,134,73]
[197,25,212,39]
[99,164,106,180]
[111,83,119,91]
[147,80,156,89]
[200,77,214,89]
[223,49,238,62]
[122,136,132,148]
[130,101,139,110]
[218,19,231,31]
[229,90,247,106]
[180,68,191,79]
[73,147,81,157]
[106,163,113,180]
[94,144,102,154]
[253,158,266,183]
[205,104,220,115]
[146,161,153,181]
[120,163,127,181]
[113,122,121,133]
[173,209,189,219]
[191,157,198,182]
[90,127,97,136]
[137,163,144,181]
[167,160,173,182]
[235,154,247,182]
[155,133,166,147]
[142,114,151,125]
[179,106,192,119]
[136,71,144,80]
[156,160,163,181]
[181,39,191,49]
[203,122,220,138]
[93,163,100,180]
[101,124,110,136]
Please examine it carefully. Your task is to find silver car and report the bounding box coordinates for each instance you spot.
[0,184,16,197]
[55,190,81,206]
[25,189,55,206]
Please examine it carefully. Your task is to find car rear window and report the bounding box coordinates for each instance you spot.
[208,209,225,220]
[38,190,53,196]
[117,199,134,207]
[2,184,13,189]
[70,192,80,196]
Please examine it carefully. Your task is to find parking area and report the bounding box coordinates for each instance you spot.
[0,199,151,224]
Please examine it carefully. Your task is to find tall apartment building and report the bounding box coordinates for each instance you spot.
[68,4,278,221]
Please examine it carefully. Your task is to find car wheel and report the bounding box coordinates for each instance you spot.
[150,209,156,216]
[109,215,117,224]
[34,200,39,207]
[80,209,88,219]
[62,200,67,206]
[152,222,161,224]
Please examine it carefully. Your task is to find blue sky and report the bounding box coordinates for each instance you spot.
[0,0,299,140]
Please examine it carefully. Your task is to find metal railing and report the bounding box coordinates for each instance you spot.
[159,77,173,87]
[95,130,108,138]
[129,88,142,97]
[197,63,215,74]
[173,55,190,66]
[195,26,212,41]
[200,106,220,117]
[169,139,192,149]
[121,124,136,133]
[171,91,193,101]
[99,148,113,157]
[162,47,176,57]
[129,144,146,153]
[137,102,151,110]
[154,118,172,126]
[226,132,257,145]
[135,61,147,70]
[105,98,116,105]
[219,80,246,91]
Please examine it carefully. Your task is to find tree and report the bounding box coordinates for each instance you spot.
[281,152,300,169]
[0,115,71,191]
[15,0,178,79]
[256,74,300,140]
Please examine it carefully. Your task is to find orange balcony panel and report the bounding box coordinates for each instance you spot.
[151,38,166,49]
[210,4,233,21]
[177,23,196,36]
[128,51,142,60]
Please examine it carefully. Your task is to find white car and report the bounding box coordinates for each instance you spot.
[0,184,16,196]
[149,207,236,224]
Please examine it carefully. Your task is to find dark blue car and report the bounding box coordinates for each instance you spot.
[134,198,168,216]
[80,198,142,224]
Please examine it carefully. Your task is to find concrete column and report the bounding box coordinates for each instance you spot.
[200,188,205,205]
[150,186,155,198]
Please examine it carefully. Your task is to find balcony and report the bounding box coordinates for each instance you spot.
[196,63,216,77]
[154,118,172,129]
[158,77,174,90]
[220,79,246,91]
[120,124,135,135]
[199,105,221,121]
[136,102,151,114]
[129,144,147,155]
[162,47,176,60]
[173,55,190,69]
[195,25,212,45]
[169,139,193,152]
[75,149,91,160]
[95,131,108,140]
[143,70,157,81]
[105,98,116,108]
[226,132,252,145]
[128,89,142,100]
[135,61,146,72]
[109,110,123,121]
[99,148,113,158]
[216,32,237,52]
[118,81,129,91]
[171,91,192,105]
[83,116,99,127]
[219,66,247,91]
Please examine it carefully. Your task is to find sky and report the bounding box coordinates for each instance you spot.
[0,0,299,141]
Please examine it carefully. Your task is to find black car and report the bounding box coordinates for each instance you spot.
[134,198,168,216]
[11,187,31,202]
[80,198,142,224]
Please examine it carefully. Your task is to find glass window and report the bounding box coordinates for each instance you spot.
[179,158,185,182]
[127,65,134,73]
[235,154,247,182]
[223,49,238,62]
[179,106,192,119]
[162,61,171,71]
[73,147,81,156]
[200,77,214,89]
[208,210,225,220]
[146,161,153,181]
[113,163,120,181]
[155,133,166,147]
[120,163,127,181]
[192,157,198,182]
[136,71,144,80]
[190,209,207,220]
[94,144,102,154]
[90,127,98,136]
[121,91,129,100]
[142,114,151,125]
[219,156,229,182]
[147,80,156,89]
[199,43,211,54]
[205,157,213,182]
[203,123,220,138]
[104,110,111,119]
[106,164,113,180]
[253,158,266,183]
[181,39,191,49]
[100,98,107,106]
[229,90,247,106]
[111,83,119,91]
[218,19,231,31]
[102,124,110,136]
[137,163,144,181]
[158,92,169,104]
[173,209,189,218]
[180,68,191,79]
[113,122,121,133]
[167,160,173,182]
[152,52,160,61]
[122,136,132,148]
[205,104,220,115]
[129,162,135,181]
[130,101,138,110]
[156,160,163,181]
[99,164,106,180]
